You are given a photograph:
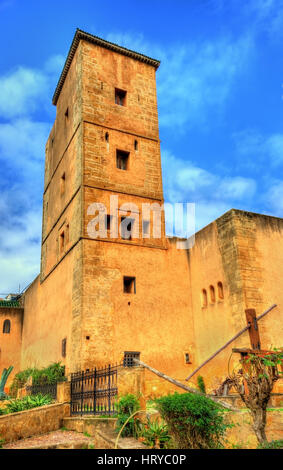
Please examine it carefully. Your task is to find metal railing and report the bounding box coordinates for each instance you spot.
[70,364,118,416]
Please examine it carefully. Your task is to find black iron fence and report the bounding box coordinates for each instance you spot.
[70,364,118,416]
[26,383,58,400]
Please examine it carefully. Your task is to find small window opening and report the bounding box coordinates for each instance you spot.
[101,82,103,90]
[202,289,207,308]
[60,173,66,195]
[62,338,67,358]
[209,285,215,303]
[3,319,11,334]
[123,276,136,294]
[65,224,70,245]
[185,353,191,364]
[217,281,224,300]
[121,216,134,240]
[134,140,138,151]
[105,132,109,143]
[60,231,65,254]
[86,336,90,341]
[123,351,140,367]
[65,107,69,118]
[116,150,129,170]
[115,88,126,106]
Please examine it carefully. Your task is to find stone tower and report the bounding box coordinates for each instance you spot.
[39,30,175,372]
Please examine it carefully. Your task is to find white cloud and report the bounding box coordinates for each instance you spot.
[218,177,257,200]
[0,67,48,119]
[162,149,257,230]
[106,31,253,131]
[234,130,283,168]
[266,181,283,216]
[0,56,64,293]
[0,119,49,162]
[0,55,64,120]
[0,209,41,294]
[242,0,283,39]
[157,35,252,130]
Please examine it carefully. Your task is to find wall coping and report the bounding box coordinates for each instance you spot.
[0,402,66,420]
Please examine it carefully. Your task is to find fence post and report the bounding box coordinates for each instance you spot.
[93,368,97,414]
[81,371,84,416]
[108,364,111,414]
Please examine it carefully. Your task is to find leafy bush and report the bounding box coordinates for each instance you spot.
[197,376,206,394]
[4,393,52,414]
[0,438,5,449]
[257,440,283,449]
[9,363,66,397]
[141,417,171,449]
[32,363,66,385]
[155,392,231,449]
[116,394,141,438]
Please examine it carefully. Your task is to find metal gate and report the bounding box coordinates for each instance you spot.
[26,383,58,400]
[70,364,118,416]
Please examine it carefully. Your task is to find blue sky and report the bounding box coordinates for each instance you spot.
[1,0,283,293]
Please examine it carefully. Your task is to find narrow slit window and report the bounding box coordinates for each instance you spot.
[217,281,224,300]
[62,338,67,358]
[185,353,191,364]
[123,276,136,294]
[202,289,207,308]
[209,285,215,303]
[60,231,65,254]
[121,216,134,240]
[105,132,109,143]
[115,88,126,106]
[65,107,69,118]
[116,150,129,170]
[3,319,11,334]
[60,173,66,195]
[134,140,138,151]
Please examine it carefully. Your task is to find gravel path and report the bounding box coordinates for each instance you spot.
[3,430,94,449]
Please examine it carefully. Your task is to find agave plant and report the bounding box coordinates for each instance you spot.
[0,366,13,400]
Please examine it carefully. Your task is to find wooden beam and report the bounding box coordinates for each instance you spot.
[133,358,237,411]
[185,304,277,382]
[245,309,261,350]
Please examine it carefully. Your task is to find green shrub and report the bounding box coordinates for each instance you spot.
[257,440,283,449]
[4,393,52,414]
[197,376,206,394]
[141,417,171,449]
[155,392,231,449]
[116,394,141,438]
[9,363,66,397]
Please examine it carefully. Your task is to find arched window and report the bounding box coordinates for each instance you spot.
[217,281,224,300]
[209,285,215,303]
[3,320,11,334]
[201,289,207,308]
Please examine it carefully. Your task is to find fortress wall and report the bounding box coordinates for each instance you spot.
[79,237,196,387]
[20,245,80,375]
[0,307,23,385]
